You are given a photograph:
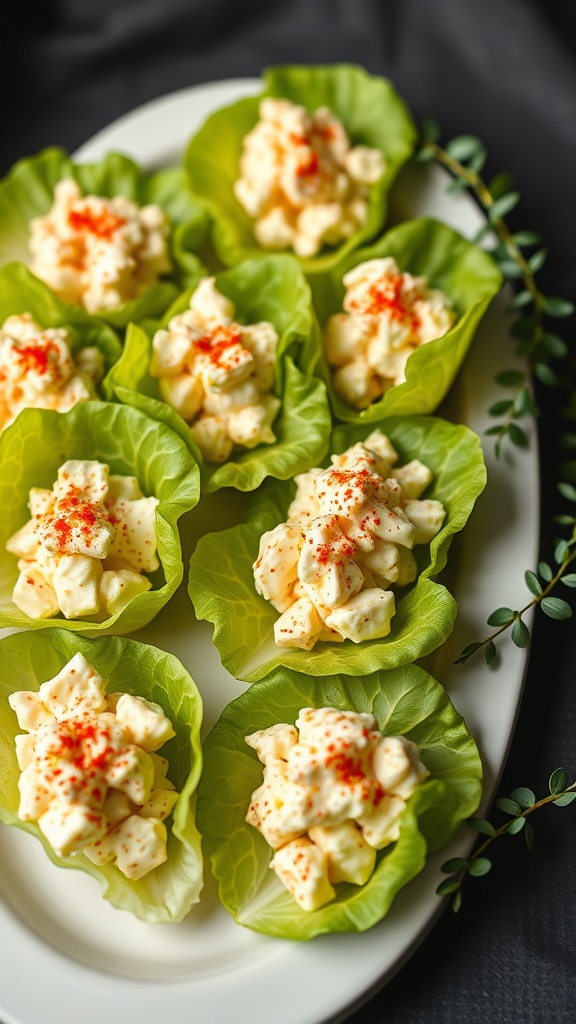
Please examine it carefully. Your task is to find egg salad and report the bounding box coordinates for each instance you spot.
[253,429,445,649]
[6,459,158,620]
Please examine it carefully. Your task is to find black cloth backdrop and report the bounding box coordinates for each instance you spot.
[2,2,576,1022]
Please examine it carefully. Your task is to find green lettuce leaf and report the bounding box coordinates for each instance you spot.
[189,416,486,681]
[197,662,482,938]
[184,64,417,275]
[0,400,200,634]
[0,628,203,923]
[106,256,332,492]
[0,262,122,382]
[0,148,209,326]
[310,217,502,420]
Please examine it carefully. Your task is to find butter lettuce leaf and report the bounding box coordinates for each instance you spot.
[184,64,416,275]
[0,629,203,923]
[189,416,486,681]
[0,400,200,634]
[310,217,502,420]
[0,261,122,381]
[197,662,481,938]
[106,256,331,492]
[0,148,208,326]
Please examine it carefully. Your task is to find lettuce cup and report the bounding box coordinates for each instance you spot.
[105,255,332,492]
[0,262,122,432]
[184,64,417,275]
[197,662,482,938]
[0,148,208,326]
[310,217,502,421]
[189,416,486,682]
[0,400,200,635]
[0,628,203,923]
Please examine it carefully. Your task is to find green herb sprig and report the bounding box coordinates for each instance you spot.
[436,768,576,912]
[417,122,576,663]
[417,121,574,457]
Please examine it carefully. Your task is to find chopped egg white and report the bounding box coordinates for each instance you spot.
[245,706,429,910]
[29,178,171,314]
[150,276,281,463]
[6,459,158,620]
[253,430,446,649]
[234,98,386,258]
[0,313,103,430]
[325,257,456,408]
[8,653,178,879]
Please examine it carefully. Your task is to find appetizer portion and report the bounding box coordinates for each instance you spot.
[188,416,486,682]
[106,255,331,493]
[246,707,428,911]
[0,401,199,635]
[311,218,502,420]
[184,64,416,272]
[0,313,103,429]
[10,652,177,879]
[0,148,209,325]
[0,630,204,923]
[30,178,171,314]
[325,258,455,408]
[197,664,482,938]
[234,98,385,258]
[7,459,158,621]
[253,430,445,650]
[150,276,280,464]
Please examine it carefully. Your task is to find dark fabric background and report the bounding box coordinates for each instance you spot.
[2,2,576,1022]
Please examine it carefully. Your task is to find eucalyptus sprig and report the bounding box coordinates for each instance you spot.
[437,768,576,912]
[417,121,576,662]
[455,528,576,667]
[417,121,574,457]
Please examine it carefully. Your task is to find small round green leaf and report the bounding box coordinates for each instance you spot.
[538,561,553,582]
[554,539,569,563]
[489,191,521,221]
[489,173,514,200]
[506,817,526,834]
[445,134,484,161]
[512,231,541,246]
[511,618,530,648]
[542,296,575,318]
[441,857,468,874]
[525,822,535,850]
[487,607,514,626]
[524,570,543,596]
[511,787,536,808]
[553,792,576,807]
[498,260,524,279]
[514,389,539,417]
[489,400,514,417]
[558,482,576,502]
[452,889,462,913]
[510,290,533,309]
[496,797,522,816]
[436,878,462,896]
[485,640,497,666]
[561,574,576,588]
[495,369,525,387]
[468,857,492,877]
[549,768,568,794]
[508,423,529,448]
[542,332,568,359]
[534,363,559,387]
[528,248,548,273]
[541,596,572,620]
[468,817,496,836]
